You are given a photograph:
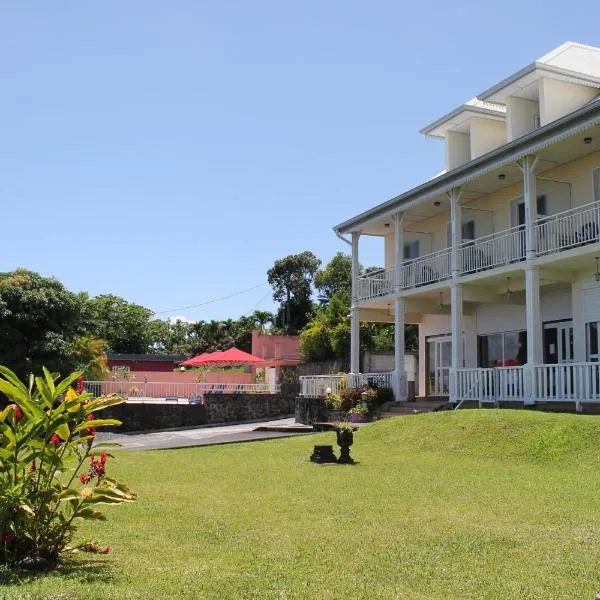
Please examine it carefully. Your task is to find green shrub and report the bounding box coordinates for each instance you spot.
[0,367,136,568]
[338,387,362,411]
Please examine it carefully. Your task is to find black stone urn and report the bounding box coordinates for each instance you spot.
[336,427,355,464]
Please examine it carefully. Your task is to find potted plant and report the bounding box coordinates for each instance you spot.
[348,405,368,423]
[335,422,356,464]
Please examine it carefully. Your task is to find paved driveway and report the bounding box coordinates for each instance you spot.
[96,418,310,451]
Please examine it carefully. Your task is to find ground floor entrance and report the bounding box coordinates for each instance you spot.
[427,336,451,396]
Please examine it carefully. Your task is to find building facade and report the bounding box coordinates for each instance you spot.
[336,42,600,409]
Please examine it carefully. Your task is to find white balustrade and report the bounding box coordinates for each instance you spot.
[355,268,396,302]
[399,248,451,289]
[496,366,525,401]
[84,380,279,402]
[534,200,600,256]
[347,372,395,390]
[459,225,525,274]
[299,375,346,398]
[456,368,498,403]
[534,363,600,402]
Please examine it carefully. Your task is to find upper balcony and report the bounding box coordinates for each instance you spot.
[355,199,600,303]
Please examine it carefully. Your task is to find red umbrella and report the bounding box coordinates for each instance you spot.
[180,347,264,368]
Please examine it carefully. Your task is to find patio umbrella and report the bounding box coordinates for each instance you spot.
[180,348,264,368]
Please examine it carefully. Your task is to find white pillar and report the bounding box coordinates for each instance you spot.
[449,188,463,403]
[522,154,538,259]
[572,278,586,362]
[394,213,406,401]
[449,188,463,276]
[450,283,463,402]
[350,231,361,375]
[524,265,542,404]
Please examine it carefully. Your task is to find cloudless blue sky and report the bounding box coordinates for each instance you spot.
[1,2,598,321]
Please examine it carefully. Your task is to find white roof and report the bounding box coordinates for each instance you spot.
[479,42,600,103]
[422,42,600,138]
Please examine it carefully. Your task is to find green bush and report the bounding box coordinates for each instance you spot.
[338,387,363,411]
[0,367,136,568]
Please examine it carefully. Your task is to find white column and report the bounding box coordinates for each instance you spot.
[522,154,538,259]
[393,213,406,401]
[524,265,542,404]
[350,231,361,375]
[449,188,463,403]
[572,278,586,362]
[449,188,463,276]
[450,283,463,402]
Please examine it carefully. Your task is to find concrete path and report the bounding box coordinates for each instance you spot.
[96,418,312,451]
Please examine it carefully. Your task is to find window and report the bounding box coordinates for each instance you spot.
[594,168,600,202]
[446,220,475,246]
[587,322,599,362]
[478,331,527,367]
[511,195,547,227]
[403,240,420,260]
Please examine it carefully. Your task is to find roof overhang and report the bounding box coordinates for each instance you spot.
[421,101,506,138]
[335,98,600,235]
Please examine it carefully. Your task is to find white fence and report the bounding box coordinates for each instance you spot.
[456,363,600,405]
[459,225,525,274]
[299,372,395,398]
[298,375,346,398]
[534,200,600,256]
[534,363,600,402]
[356,268,395,302]
[400,248,451,289]
[84,380,278,403]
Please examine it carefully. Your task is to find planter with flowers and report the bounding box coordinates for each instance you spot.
[348,405,368,423]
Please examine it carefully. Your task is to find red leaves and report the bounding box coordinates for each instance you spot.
[85,413,96,439]
[50,433,61,447]
[79,473,91,484]
[11,404,23,422]
[76,375,85,395]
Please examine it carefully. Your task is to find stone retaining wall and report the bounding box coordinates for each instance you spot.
[295,397,348,425]
[102,393,296,432]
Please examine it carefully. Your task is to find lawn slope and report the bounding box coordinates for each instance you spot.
[3,410,600,600]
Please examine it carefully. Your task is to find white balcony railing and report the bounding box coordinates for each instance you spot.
[400,248,451,289]
[459,225,526,274]
[456,368,498,403]
[355,268,395,302]
[534,200,600,256]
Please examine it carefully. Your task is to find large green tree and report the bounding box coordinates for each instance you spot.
[0,269,84,378]
[82,294,153,354]
[267,251,321,334]
[314,252,352,305]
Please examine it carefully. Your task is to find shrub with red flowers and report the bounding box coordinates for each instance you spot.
[0,366,137,568]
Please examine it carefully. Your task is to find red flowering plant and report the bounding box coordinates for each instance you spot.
[0,366,136,568]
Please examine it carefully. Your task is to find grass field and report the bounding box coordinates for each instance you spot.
[2,409,600,599]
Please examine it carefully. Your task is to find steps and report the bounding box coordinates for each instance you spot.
[380,399,450,417]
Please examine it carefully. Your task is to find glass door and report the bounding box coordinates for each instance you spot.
[544,321,574,399]
[427,337,452,396]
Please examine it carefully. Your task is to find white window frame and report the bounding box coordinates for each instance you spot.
[593,168,600,203]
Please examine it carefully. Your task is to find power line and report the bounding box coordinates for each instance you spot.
[155,283,269,315]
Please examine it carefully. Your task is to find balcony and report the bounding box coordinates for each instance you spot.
[354,200,600,304]
[356,268,395,302]
[534,200,600,256]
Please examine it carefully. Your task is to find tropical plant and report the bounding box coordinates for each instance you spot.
[0,367,136,568]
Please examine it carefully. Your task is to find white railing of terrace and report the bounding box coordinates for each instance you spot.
[299,375,346,398]
[534,363,600,403]
[455,368,497,404]
[534,200,600,256]
[356,268,395,302]
[347,372,395,390]
[459,225,525,274]
[400,248,451,289]
[496,366,525,401]
[84,381,278,402]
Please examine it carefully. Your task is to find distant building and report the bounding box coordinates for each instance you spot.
[251,331,302,378]
[106,353,186,374]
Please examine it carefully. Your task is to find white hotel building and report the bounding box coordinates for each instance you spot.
[333,42,600,409]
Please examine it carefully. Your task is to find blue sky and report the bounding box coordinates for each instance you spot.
[1,2,597,321]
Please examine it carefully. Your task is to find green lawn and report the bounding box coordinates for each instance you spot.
[3,409,600,599]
